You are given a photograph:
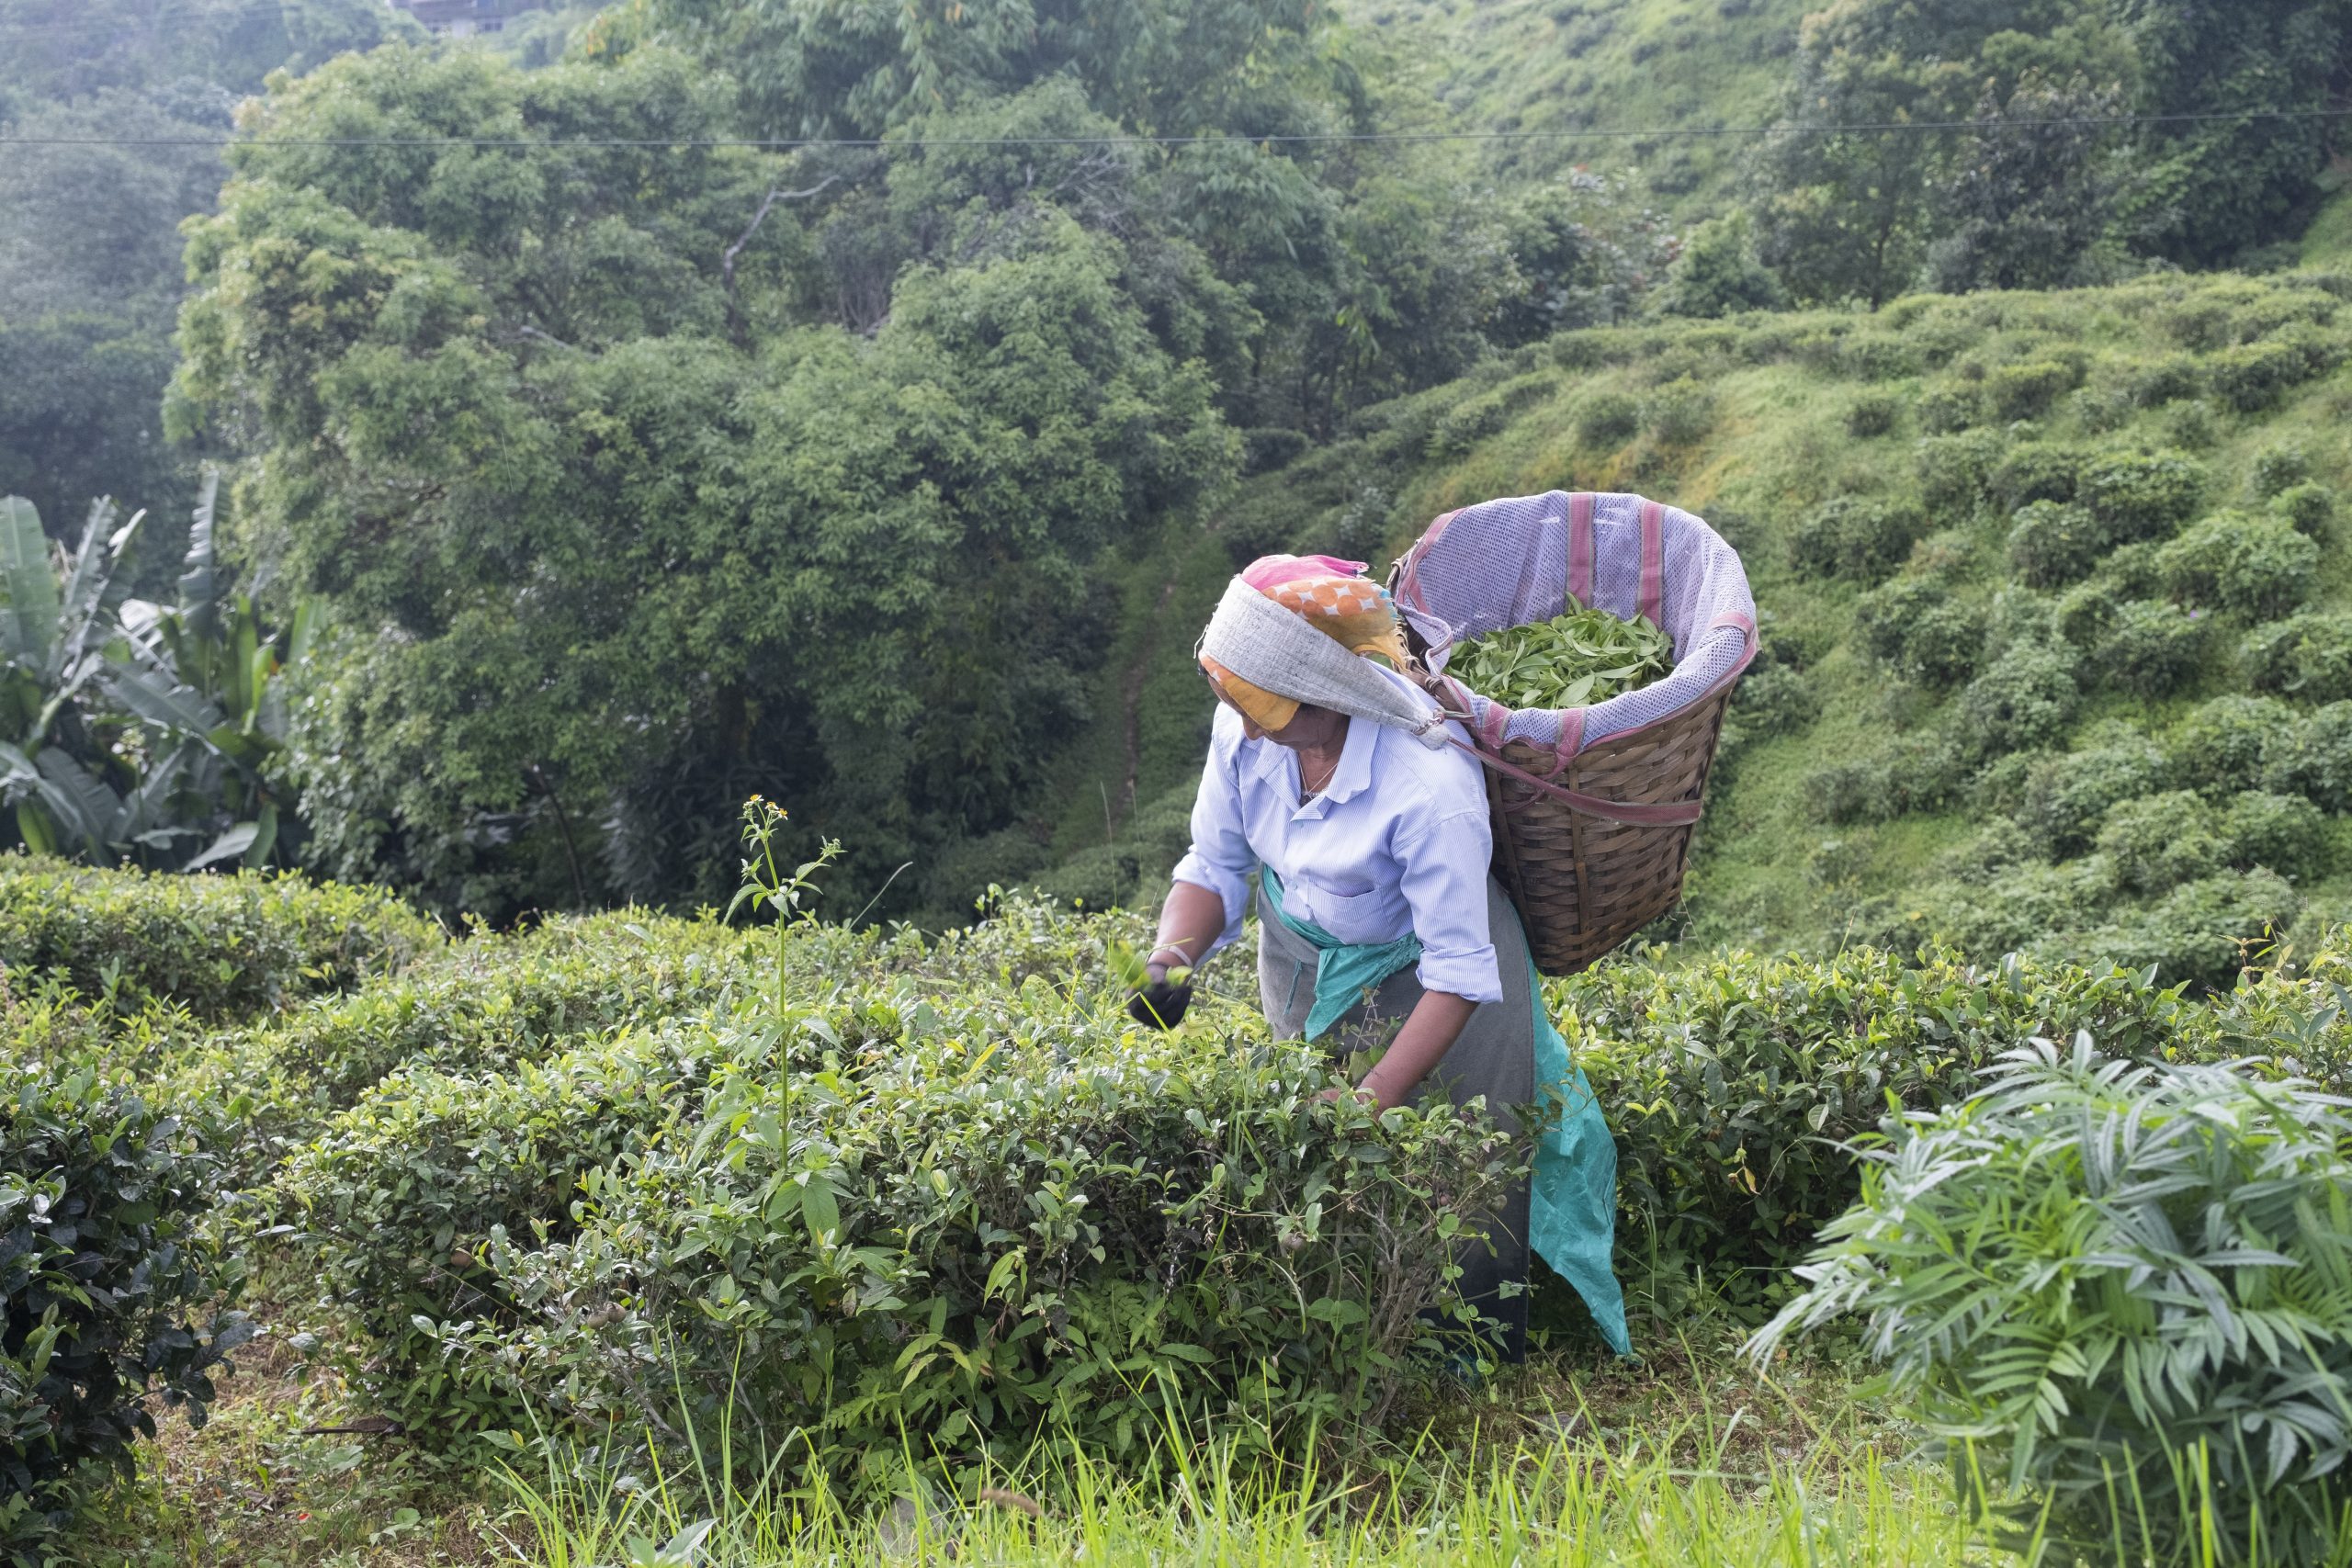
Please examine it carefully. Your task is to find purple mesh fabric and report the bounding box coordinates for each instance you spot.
[1393,491,1756,755]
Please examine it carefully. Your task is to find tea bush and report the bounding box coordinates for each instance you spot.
[1753,1041,2352,1562]
[1957,641,2077,757]
[2151,512,2318,618]
[2271,478,2335,534]
[1989,443,2078,510]
[1915,430,2001,515]
[1915,385,1980,434]
[2014,734,2171,854]
[0,859,434,1020]
[2128,354,2203,407]
[2075,449,2207,542]
[1984,358,2080,422]
[2242,612,2352,702]
[2094,791,2222,893]
[284,953,1519,1480]
[1851,579,1982,685]
[2165,694,2292,795]
[2249,443,2311,497]
[2264,701,2352,810]
[2005,500,2105,587]
[1642,377,1714,446]
[1573,389,1641,446]
[1555,946,2200,1320]
[2,1036,250,1558]
[2055,871,2300,993]
[1843,392,1897,438]
[2219,789,2327,882]
[2207,321,2344,411]
[1787,495,1928,581]
[167,913,759,1180]
[2090,599,2208,698]
[270,1016,769,1437]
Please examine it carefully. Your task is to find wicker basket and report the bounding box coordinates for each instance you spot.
[1388,491,1753,976]
[1480,685,1735,974]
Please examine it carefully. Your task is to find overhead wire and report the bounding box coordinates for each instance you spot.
[3,104,2349,152]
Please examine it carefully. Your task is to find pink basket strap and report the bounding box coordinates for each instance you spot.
[1451,739,1704,827]
[1396,508,1461,615]
[1638,499,1665,626]
[1550,706,1586,773]
[1476,696,1511,751]
[1566,491,1596,607]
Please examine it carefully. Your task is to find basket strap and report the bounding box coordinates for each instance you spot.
[1449,739,1705,827]
[1394,508,1462,616]
[1476,695,1511,751]
[1709,610,1756,639]
[1638,499,1665,626]
[1566,491,1596,606]
[1550,706,1586,773]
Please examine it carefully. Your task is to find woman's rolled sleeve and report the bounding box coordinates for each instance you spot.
[1395,807,1502,1003]
[1170,728,1257,956]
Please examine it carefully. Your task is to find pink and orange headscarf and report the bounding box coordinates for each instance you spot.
[1200,555,1414,733]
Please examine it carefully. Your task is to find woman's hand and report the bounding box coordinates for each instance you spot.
[1127,971,1193,1030]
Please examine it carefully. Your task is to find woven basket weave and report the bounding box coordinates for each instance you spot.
[1389,491,1753,976]
[1481,686,1735,974]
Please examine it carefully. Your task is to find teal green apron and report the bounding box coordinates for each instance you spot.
[1260,869,1631,1356]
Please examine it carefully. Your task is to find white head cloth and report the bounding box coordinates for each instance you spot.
[1197,578,1454,749]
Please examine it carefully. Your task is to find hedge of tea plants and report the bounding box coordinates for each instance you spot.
[19,855,2352,1542]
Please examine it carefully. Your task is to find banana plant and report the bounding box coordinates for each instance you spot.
[0,471,317,870]
[0,491,153,861]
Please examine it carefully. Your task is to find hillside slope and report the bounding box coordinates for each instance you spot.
[1358,0,1808,209]
[1016,267,2352,986]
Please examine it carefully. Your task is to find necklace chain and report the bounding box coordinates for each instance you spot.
[1299,750,1339,795]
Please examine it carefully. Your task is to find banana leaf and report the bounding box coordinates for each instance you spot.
[0,496,59,671]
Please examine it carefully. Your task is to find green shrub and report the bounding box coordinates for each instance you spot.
[2052,581,2118,648]
[1751,1040,2352,1563]
[2242,613,2352,702]
[2151,512,2318,618]
[2164,694,2293,795]
[2,1039,251,1556]
[0,860,435,1020]
[2092,599,2208,699]
[1990,444,2079,511]
[1725,661,1819,734]
[1641,376,1715,446]
[2264,701,2352,811]
[2060,870,2300,992]
[1844,392,1897,438]
[2219,789,2327,882]
[1786,495,1928,581]
[1984,358,2082,422]
[1835,334,1917,381]
[2096,790,2226,894]
[2129,354,2204,407]
[2075,450,2207,543]
[2015,735,2172,855]
[166,913,759,1180]
[1915,385,1981,433]
[2249,443,2311,497]
[391,1000,1515,1475]
[271,1017,756,1438]
[2207,321,2344,411]
[1960,641,2078,757]
[1915,430,2002,515]
[1574,389,1641,445]
[2269,479,2334,535]
[1852,578,1984,685]
[1425,373,1556,457]
[1559,947,2199,1321]
[2005,501,2104,588]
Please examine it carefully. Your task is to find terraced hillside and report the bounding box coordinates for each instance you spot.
[1018,267,2352,985]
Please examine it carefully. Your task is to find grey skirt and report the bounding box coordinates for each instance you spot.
[1256,874,1535,1361]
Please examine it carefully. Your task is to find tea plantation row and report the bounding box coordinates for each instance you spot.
[10,858,2352,1552]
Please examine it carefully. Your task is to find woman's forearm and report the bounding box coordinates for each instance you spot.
[1357,989,1478,1110]
[1148,881,1228,979]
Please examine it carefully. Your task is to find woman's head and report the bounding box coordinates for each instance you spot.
[1198,554,1412,732]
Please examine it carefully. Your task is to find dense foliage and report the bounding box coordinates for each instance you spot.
[1446,602,1673,711]
[0,1029,250,1563]
[1754,1037,2352,1563]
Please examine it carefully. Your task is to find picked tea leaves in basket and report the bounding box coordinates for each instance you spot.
[1446,601,1674,711]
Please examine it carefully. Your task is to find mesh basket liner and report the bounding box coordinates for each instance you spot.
[1391,490,1757,762]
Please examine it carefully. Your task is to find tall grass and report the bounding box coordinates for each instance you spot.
[491,1412,1970,1567]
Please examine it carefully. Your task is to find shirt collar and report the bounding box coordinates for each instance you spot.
[1256,710,1374,821]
